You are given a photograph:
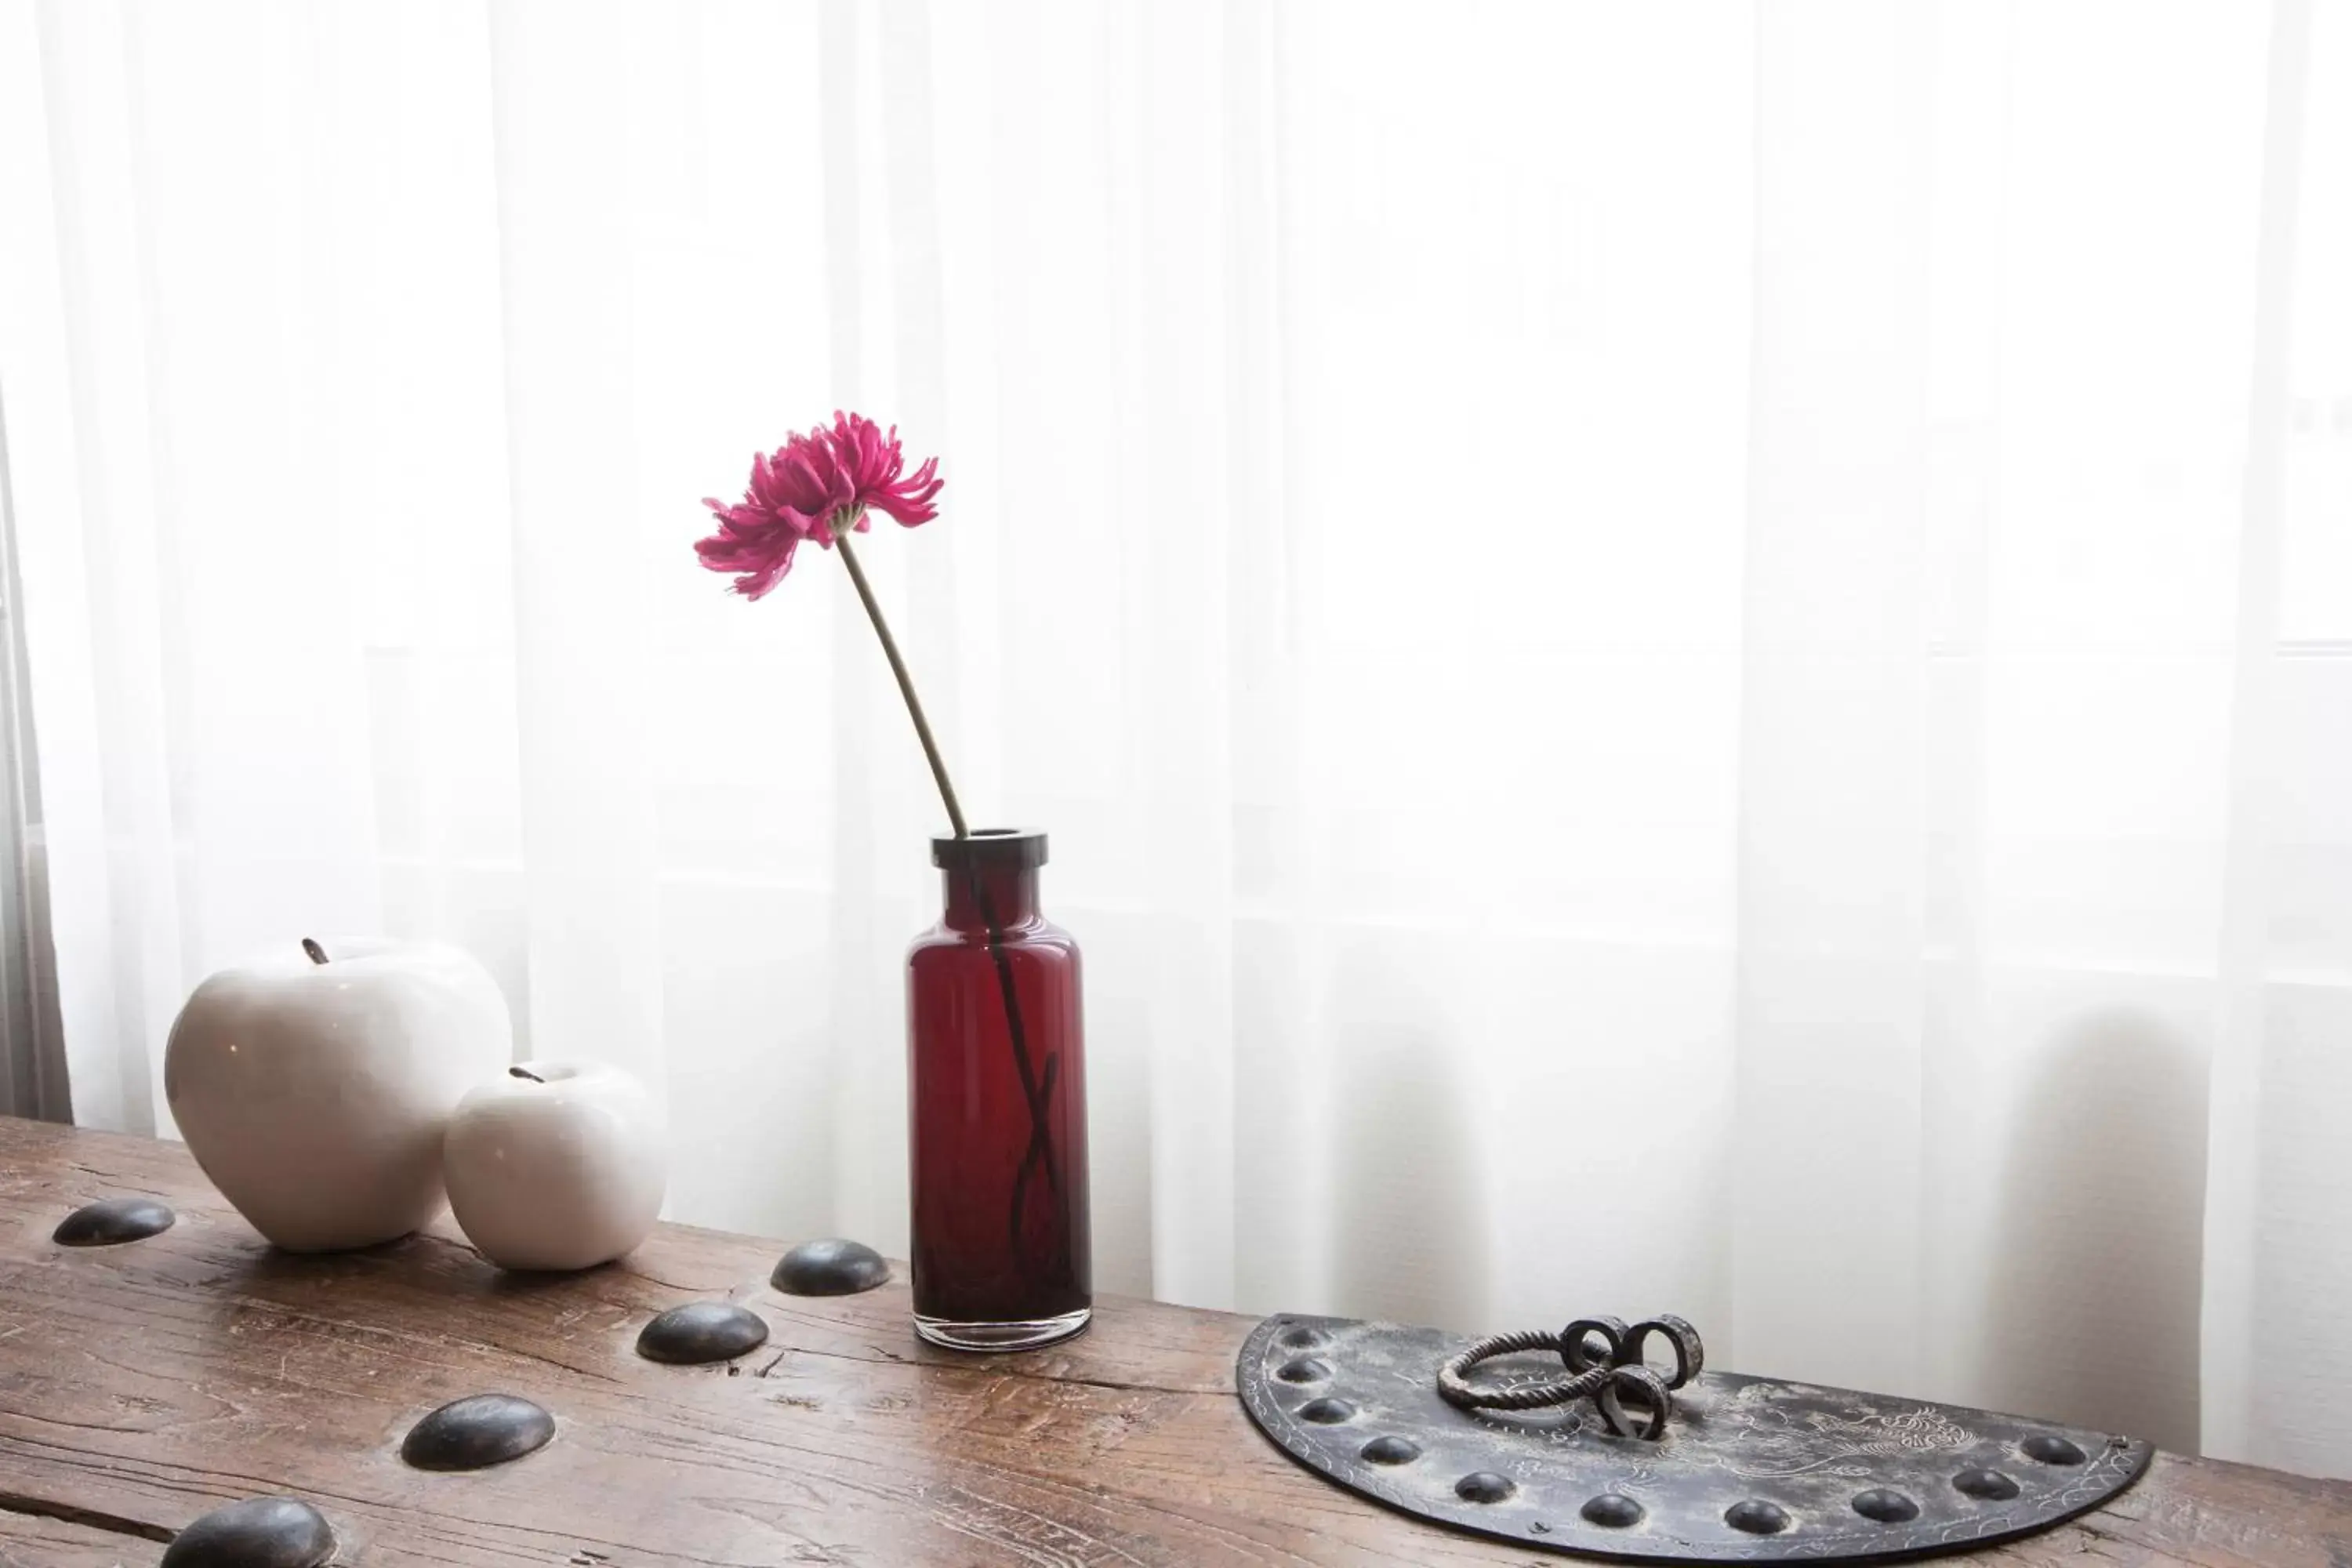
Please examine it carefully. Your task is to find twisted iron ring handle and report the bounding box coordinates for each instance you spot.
[1436,1314,1704,1439]
[1437,1330,1611,1412]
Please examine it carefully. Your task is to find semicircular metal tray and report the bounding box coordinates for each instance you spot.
[1240,1315,2151,1563]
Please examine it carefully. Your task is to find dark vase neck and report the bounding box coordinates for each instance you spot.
[942,864,1040,931]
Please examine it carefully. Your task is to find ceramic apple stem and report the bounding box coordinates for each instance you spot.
[509,1066,545,1084]
[301,938,328,965]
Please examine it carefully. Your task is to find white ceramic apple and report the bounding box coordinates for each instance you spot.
[164,937,512,1252]
[441,1061,667,1272]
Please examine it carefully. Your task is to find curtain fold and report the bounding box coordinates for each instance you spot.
[3,0,2346,1477]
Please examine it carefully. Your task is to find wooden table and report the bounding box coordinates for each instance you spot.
[3,1119,2348,1566]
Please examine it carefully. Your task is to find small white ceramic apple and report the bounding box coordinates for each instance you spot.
[441,1061,667,1272]
[164,937,513,1251]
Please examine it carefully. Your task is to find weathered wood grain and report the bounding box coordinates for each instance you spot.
[2,1117,2347,1566]
[0,1508,147,1568]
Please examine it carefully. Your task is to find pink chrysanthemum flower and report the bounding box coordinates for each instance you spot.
[696,411,944,599]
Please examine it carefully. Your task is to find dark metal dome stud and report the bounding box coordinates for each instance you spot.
[160,1497,334,1568]
[637,1301,771,1365]
[401,1394,555,1471]
[771,1238,890,1295]
[53,1196,175,1246]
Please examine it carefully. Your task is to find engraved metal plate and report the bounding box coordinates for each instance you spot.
[1240,1316,2151,1563]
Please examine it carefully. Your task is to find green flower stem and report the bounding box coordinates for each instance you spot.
[833,526,968,840]
[833,526,1067,1274]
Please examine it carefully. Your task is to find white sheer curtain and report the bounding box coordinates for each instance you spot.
[3,0,2347,1476]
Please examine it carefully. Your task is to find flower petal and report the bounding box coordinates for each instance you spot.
[698,414,944,594]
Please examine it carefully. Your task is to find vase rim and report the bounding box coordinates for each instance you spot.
[932,828,1047,869]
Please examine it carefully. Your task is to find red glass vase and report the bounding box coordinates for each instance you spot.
[906,829,1091,1350]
